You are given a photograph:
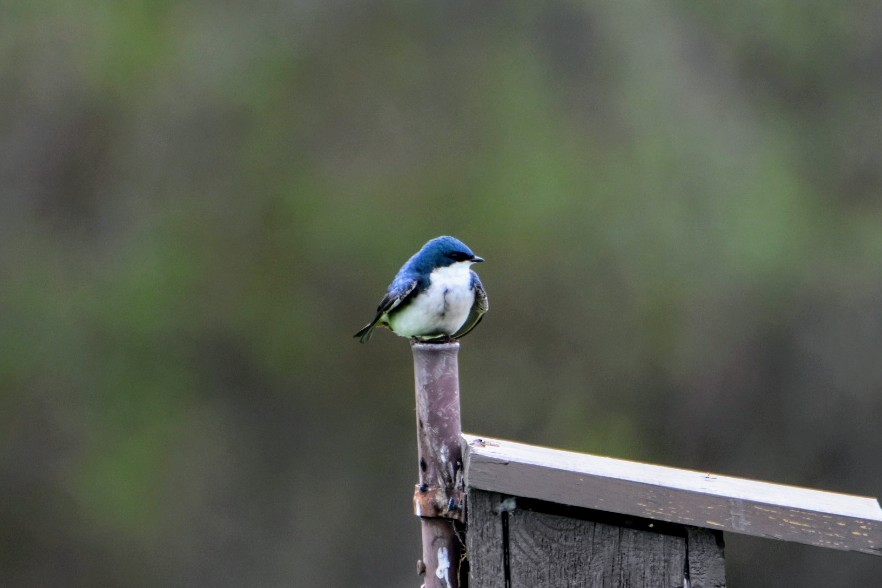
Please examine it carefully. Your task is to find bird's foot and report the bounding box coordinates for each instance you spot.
[410,335,458,345]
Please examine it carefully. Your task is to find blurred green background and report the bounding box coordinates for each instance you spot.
[3,1,882,586]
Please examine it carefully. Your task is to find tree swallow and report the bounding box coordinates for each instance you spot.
[355,236,489,343]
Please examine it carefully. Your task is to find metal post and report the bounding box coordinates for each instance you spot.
[412,341,466,588]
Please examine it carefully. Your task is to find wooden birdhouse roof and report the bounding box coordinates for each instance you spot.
[463,434,882,556]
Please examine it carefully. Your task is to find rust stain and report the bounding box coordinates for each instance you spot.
[413,484,466,522]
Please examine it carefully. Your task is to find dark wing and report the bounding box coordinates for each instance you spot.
[451,272,488,340]
[354,278,419,343]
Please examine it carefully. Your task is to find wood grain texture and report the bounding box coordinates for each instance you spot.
[466,489,506,588]
[507,508,686,588]
[463,435,882,555]
[686,527,726,588]
[467,490,696,587]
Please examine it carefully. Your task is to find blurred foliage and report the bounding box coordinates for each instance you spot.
[2,1,882,586]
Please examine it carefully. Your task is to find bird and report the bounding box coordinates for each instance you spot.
[355,236,488,343]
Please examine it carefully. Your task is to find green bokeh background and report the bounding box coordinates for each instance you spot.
[3,1,882,586]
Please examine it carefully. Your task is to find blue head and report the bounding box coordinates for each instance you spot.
[405,236,484,275]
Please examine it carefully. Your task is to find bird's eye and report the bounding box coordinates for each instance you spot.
[449,251,467,261]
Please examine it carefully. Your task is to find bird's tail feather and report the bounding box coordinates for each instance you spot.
[354,322,377,343]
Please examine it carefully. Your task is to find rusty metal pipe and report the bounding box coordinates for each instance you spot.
[412,341,466,588]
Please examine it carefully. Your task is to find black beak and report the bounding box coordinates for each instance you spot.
[471,256,485,263]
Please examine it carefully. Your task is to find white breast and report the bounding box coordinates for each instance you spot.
[388,262,475,338]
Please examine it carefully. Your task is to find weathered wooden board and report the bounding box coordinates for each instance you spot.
[467,489,725,587]
[467,490,507,588]
[686,527,726,588]
[507,507,686,587]
[463,435,882,555]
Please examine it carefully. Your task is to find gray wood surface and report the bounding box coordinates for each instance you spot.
[686,527,726,588]
[468,489,723,587]
[463,435,882,555]
[467,490,506,588]
[508,506,686,587]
